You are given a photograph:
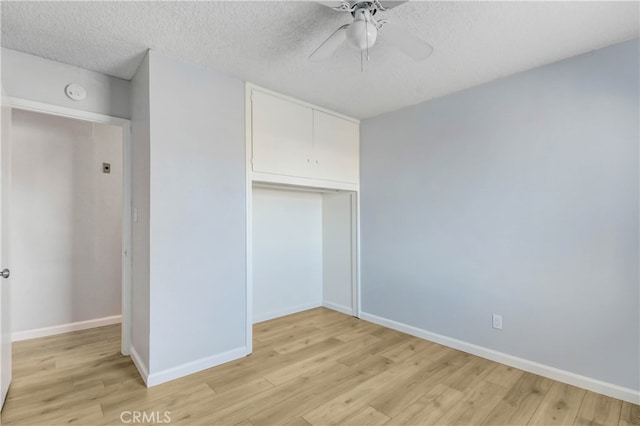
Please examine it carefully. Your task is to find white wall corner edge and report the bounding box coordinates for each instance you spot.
[129,345,149,387]
[323,301,353,316]
[145,346,249,388]
[253,302,322,324]
[11,315,122,342]
[359,312,640,405]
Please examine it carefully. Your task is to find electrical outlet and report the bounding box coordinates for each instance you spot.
[492,314,503,330]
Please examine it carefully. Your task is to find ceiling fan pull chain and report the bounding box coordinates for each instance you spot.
[365,14,371,61]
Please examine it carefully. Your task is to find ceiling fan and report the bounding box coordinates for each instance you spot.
[309,0,433,65]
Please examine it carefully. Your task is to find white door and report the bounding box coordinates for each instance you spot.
[251,90,314,179]
[0,97,12,409]
[313,110,359,184]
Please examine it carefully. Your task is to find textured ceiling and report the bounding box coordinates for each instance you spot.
[1,1,638,119]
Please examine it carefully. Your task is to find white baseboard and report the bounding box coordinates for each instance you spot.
[12,315,122,342]
[253,302,322,324]
[323,301,354,316]
[360,312,640,405]
[146,346,248,387]
[129,345,149,386]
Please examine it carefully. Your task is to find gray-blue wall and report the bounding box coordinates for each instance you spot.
[360,39,639,391]
[147,51,246,375]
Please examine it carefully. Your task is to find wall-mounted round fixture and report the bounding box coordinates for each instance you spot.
[65,83,87,101]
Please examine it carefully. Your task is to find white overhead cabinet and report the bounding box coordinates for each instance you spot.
[251,90,313,179]
[250,88,359,188]
[313,110,359,184]
[246,84,361,334]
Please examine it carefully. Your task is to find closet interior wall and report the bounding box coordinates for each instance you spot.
[252,184,357,323]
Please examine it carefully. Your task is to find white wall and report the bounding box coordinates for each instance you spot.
[145,50,246,383]
[322,192,354,314]
[10,109,122,334]
[129,50,246,386]
[360,39,639,394]
[1,48,130,119]
[253,187,323,322]
[130,52,151,369]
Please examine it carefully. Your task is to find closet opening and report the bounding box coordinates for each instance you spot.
[8,107,131,354]
[249,182,359,344]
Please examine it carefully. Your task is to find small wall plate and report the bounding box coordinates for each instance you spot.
[65,83,87,101]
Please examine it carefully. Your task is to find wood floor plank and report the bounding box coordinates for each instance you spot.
[377,337,435,362]
[1,308,632,426]
[283,416,312,426]
[193,359,364,424]
[335,332,411,367]
[208,339,344,393]
[233,420,254,426]
[248,356,392,426]
[484,363,525,390]
[448,357,498,392]
[255,324,322,346]
[101,382,216,425]
[435,381,508,425]
[264,332,381,386]
[302,345,452,425]
[368,346,467,417]
[573,390,622,426]
[528,381,587,425]
[481,372,554,426]
[341,405,389,425]
[41,403,104,426]
[387,383,464,425]
[620,402,640,426]
[272,317,355,355]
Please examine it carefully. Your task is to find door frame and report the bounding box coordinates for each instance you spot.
[3,96,133,356]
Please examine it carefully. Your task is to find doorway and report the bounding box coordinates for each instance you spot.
[10,108,126,344]
[4,100,132,356]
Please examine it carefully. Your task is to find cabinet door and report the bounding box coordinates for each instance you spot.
[313,110,359,183]
[251,90,313,178]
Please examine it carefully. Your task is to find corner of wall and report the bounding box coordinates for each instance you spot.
[129,344,150,387]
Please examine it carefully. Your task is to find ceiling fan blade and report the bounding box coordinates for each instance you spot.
[309,24,349,61]
[380,21,433,61]
[376,1,409,10]
[316,1,350,11]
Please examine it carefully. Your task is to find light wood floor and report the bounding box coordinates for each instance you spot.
[1,308,638,425]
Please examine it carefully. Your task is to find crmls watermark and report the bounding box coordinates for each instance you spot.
[120,411,171,424]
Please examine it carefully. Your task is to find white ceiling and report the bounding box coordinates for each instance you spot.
[1,1,638,119]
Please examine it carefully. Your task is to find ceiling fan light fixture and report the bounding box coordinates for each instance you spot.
[346,19,378,50]
[345,7,378,50]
